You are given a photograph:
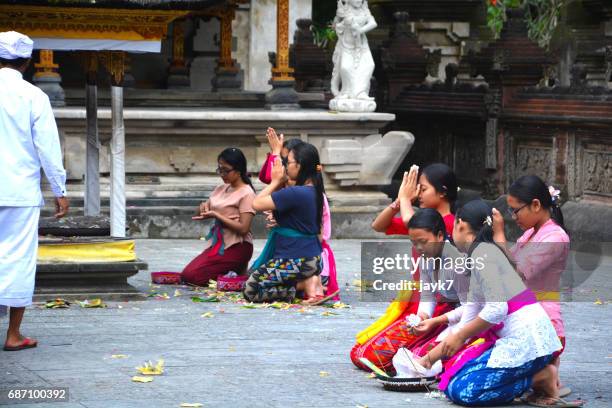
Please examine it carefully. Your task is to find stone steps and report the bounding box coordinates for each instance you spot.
[40,184,391,239]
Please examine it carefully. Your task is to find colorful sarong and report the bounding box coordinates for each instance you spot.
[439,289,538,390]
[351,299,458,373]
[445,348,552,406]
[243,256,322,303]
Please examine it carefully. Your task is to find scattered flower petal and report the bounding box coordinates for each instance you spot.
[111,354,129,359]
[319,371,330,377]
[180,404,203,408]
[201,312,214,318]
[45,298,70,309]
[77,299,106,308]
[321,311,339,317]
[131,376,154,383]
[136,359,164,375]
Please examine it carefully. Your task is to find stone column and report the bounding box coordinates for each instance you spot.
[167,19,191,88]
[33,50,65,107]
[265,0,300,110]
[101,51,127,238]
[211,5,242,91]
[84,52,101,216]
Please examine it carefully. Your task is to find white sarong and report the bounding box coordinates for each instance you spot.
[0,206,40,308]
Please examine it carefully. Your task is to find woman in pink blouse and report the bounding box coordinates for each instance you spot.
[181,148,256,286]
[493,175,572,400]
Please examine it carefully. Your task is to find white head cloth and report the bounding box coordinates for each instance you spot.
[0,31,34,60]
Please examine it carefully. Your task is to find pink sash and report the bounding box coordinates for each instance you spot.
[322,240,340,300]
[438,289,537,390]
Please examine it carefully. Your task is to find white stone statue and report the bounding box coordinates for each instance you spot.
[329,0,378,112]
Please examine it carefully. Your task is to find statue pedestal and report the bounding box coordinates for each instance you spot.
[329,97,377,112]
[265,78,300,110]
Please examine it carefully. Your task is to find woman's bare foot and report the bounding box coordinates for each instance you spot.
[314,276,325,297]
[301,276,319,300]
[532,365,559,400]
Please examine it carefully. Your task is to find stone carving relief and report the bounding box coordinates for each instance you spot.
[169,148,196,173]
[516,145,552,182]
[582,150,612,196]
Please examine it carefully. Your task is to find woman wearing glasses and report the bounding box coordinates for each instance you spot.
[243,142,327,304]
[492,175,572,403]
[181,148,256,286]
[258,128,340,303]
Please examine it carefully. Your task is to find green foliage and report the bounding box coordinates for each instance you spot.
[312,24,338,50]
[486,0,566,48]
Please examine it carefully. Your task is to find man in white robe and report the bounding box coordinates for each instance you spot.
[0,31,69,351]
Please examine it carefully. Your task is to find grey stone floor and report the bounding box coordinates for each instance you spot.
[1,239,611,408]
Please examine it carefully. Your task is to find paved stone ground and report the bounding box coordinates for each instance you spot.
[1,239,611,408]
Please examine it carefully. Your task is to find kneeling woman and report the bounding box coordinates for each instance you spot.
[243,142,325,303]
[407,200,569,406]
[376,208,467,374]
[181,148,256,286]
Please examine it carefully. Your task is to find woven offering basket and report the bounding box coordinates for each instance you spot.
[375,373,437,392]
[217,274,248,292]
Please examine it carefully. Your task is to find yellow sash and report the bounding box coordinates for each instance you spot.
[355,286,417,345]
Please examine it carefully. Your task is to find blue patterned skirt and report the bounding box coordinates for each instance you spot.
[444,349,553,406]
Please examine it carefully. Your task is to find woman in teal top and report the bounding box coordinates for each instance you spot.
[243,142,325,303]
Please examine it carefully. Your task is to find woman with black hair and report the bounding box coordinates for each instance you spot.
[371,162,458,236]
[352,163,458,371]
[492,175,571,399]
[243,142,329,304]
[384,209,467,375]
[258,128,340,301]
[181,148,256,286]
[404,200,574,407]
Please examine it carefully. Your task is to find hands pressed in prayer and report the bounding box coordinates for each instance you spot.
[398,166,420,204]
[491,207,505,239]
[54,196,69,219]
[266,127,284,156]
[270,156,286,186]
[441,331,465,357]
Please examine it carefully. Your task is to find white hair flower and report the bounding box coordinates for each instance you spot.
[548,185,561,203]
[483,216,492,227]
